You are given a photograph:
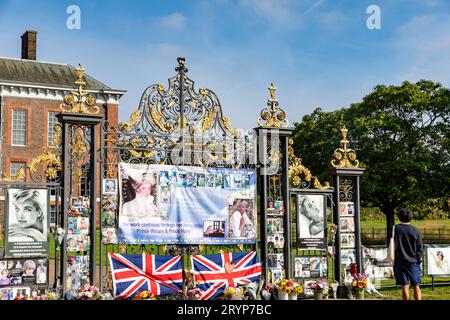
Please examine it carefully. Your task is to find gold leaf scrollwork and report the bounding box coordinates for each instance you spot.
[0,167,25,182]
[151,103,173,133]
[72,135,86,159]
[60,64,100,115]
[331,125,360,169]
[119,110,141,132]
[288,139,333,190]
[257,83,289,128]
[200,108,216,133]
[28,125,62,180]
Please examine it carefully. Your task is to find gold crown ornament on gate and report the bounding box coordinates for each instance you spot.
[60,64,100,115]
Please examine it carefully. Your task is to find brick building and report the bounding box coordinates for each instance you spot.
[0,30,126,225]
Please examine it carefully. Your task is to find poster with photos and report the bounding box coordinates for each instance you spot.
[293,256,328,278]
[66,256,89,291]
[268,232,285,249]
[101,195,118,228]
[340,233,355,248]
[267,200,284,216]
[268,253,284,269]
[68,217,90,235]
[0,286,31,300]
[0,258,48,287]
[340,249,356,268]
[70,196,90,214]
[5,188,49,257]
[339,202,355,216]
[118,163,257,244]
[67,235,90,252]
[302,280,315,297]
[362,246,394,279]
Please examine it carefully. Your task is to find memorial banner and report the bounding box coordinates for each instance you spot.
[118,163,257,244]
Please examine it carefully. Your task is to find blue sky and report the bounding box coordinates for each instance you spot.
[0,0,449,129]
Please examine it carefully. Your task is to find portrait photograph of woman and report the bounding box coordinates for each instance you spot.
[6,189,49,257]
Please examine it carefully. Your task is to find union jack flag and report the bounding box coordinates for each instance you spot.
[192,251,262,300]
[108,253,183,299]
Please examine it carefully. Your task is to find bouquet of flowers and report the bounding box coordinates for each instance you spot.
[133,290,156,300]
[274,279,298,294]
[223,286,244,300]
[351,273,368,291]
[186,288,204,300]
[308,280,328,291]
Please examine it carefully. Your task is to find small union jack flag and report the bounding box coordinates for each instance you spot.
[192,251,262,300]
[108,253,183,299]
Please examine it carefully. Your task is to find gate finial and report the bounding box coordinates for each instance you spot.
[331,124,360,168]
[60,64,100,115]
[257,83,288,128]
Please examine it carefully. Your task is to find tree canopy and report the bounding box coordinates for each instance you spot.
[291,80,450,239]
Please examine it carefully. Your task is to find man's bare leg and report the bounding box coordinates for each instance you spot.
[413,285,422,300]
[401,285,410,300]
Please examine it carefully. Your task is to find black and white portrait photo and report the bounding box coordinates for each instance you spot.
[5,189,49,257]
[297,194,326,248]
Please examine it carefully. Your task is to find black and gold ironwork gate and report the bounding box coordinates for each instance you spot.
[98,58,259,292]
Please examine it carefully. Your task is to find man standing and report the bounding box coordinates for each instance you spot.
[393,208,422,300]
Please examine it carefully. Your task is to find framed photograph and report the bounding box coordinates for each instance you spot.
[103,179,117,195]
[268,232,285,249]
[270,268,283,284]
[294,256,328,278]
[340,217,355,232]
[340,233,355,248]
[267,218,283,235]
[297,193,326,249]
[5,188,49,257]
[268,253,284,269]
[0,258,48,287]
[426,245,450,276]
[102,228,118,244]
[203,220,225,238]
[339,202,354,217]
[340,249,356,268]
[228,199,256,239]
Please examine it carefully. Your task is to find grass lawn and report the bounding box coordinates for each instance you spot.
[366,285,450,300]
[361,219,450,230]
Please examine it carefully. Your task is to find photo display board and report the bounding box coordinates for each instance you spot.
[361,246,394,279]
[4,189,49,258]
[297,194,326,249]
[339,201,356,280]
[426,245,450,276]
[294,256,328,278]
[0,258,48,287]
[118,163,257,244]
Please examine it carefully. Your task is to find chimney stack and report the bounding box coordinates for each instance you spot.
[21,30,37,60]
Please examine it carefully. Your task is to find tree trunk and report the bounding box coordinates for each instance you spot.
[383,207,396,245]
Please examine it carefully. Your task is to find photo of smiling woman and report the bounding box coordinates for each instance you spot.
[6,189,48,257]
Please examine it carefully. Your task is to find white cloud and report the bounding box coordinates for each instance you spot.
[159,12,186,30]
[237,0,325,28]
[391,14,450,85]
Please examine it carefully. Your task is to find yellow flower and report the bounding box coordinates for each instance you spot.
[141,291,148,299]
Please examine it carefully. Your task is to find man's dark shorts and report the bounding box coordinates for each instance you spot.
[393,263,422,286]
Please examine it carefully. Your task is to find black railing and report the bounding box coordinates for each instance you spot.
[362,228,450,245]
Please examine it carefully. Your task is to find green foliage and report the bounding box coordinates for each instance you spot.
[292,80,450,228]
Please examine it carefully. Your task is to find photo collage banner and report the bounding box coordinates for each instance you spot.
[118,163,257,244]
[339,201,356,280]
[0,258,48,287]
[66,196,91,253]
[266,200,285,284]
[101,177,119,244]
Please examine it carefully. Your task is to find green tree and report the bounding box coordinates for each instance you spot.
[292,80,450,241]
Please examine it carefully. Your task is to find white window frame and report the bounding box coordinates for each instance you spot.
[11,109,27,146]
[47,111,59,145]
